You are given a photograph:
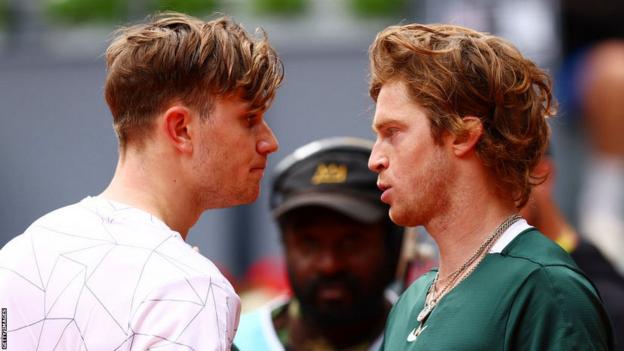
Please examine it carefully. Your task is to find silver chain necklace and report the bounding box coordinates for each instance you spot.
[406,214,522,342]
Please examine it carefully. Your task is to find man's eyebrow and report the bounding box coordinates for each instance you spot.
[372,118,402,133]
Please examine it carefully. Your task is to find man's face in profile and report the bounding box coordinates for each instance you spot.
[191,93,279,209]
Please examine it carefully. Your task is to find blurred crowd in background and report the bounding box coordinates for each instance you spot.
[1,0,623,324]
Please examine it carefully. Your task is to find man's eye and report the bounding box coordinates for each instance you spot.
[385,127,399,136]
[296,236,318,252]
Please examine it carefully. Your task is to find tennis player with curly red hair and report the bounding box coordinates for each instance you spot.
[367,23,614,350]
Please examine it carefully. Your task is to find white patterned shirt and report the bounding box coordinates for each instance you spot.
[0,196,240,350]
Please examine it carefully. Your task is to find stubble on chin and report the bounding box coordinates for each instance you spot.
[241,185,261,204]
[197,188,260,209]
[393,151,452,227]
[388,203,412,227]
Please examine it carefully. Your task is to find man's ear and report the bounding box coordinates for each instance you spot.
[451,116,483,157]
[163,105,193,154]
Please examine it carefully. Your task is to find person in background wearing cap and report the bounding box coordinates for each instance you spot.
[234,137,404,351]
[0,12,282,350]
[367,23,614,349]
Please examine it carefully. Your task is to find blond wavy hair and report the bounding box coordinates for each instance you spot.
[369,24,555,207]
[105,12,284,149]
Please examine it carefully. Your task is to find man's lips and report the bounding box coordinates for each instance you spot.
[250,163,266,172]
[316,283,350,301]
[378,182,392,204]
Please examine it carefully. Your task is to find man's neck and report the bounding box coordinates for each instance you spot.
[100,153,200,239]
[426,183,516,281]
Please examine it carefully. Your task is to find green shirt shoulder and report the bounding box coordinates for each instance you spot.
[381,229,614,351]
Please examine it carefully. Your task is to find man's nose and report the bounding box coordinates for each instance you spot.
[368,143,388,173]
[317,250,343,276]
[257,121,279,155]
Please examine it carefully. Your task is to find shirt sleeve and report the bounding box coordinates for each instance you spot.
[505,265,614,351]
[127,275,241,351]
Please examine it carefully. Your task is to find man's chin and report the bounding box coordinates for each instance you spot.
[305,308,360,326]
[245,184,261,202]
[301,300,368,326]
[231,187,261,206]
[390,205,423,227]
[207,193,259,209]
[389,207,410,226]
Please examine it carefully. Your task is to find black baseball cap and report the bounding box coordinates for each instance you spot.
[270,137,387,223]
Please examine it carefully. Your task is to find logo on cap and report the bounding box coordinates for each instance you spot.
[311,163,348,185]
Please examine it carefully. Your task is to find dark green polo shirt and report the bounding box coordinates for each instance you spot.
[381,229,614,350]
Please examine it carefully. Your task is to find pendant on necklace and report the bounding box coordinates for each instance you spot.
[417,303,433,323]
[409,303,433,343]
[407,324,428,342]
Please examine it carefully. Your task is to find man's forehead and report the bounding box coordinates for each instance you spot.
[216,90,251,106]
[212,92,261,116]
[371,107,409,133]
[230,88,270,114]
[373,82,412,114]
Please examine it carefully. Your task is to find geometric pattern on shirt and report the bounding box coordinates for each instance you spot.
[1,199,234,350]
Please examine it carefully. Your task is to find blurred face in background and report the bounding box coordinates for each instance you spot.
[282,207,390,325]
